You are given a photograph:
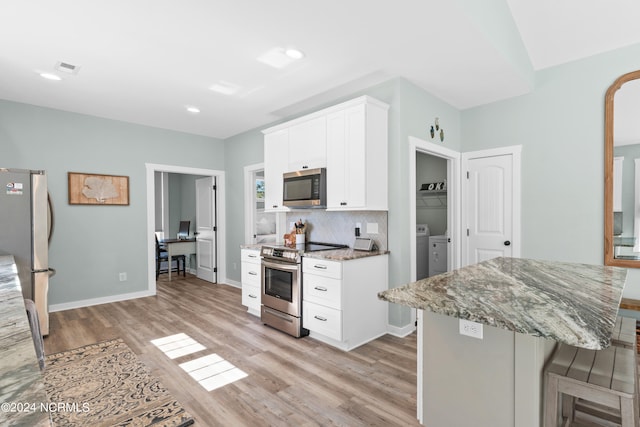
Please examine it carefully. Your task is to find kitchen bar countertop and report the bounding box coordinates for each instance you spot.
[0,255,51,426]
[378,257,627,350]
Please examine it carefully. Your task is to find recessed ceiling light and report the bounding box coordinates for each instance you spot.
[284,48,305,60]
[40,72,62,81]
[185,106,200,114]
[257,47,305,69]
[209,81,241,96]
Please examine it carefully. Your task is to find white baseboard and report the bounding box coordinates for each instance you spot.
[50,279,242,313]
[224,279,241,289]
[49,289,156,313]
[386,322,416,338]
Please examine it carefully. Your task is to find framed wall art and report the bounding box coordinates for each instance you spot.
[68,172,130,205]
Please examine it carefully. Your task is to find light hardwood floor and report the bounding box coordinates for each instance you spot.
[44,274,419,426]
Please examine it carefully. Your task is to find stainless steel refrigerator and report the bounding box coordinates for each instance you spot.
[0,168,53,335]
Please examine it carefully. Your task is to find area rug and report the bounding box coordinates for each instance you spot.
[43,338,194,427]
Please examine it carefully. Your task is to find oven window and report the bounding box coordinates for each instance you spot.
[264,267,293,302]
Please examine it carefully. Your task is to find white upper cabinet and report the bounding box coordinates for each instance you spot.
[288,116,327,171]
[264,129,289,212]
[326,99,388,210]
[263,96,389,212]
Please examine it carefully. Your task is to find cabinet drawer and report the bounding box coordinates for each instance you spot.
[241,262,261,286]
[303,275,341,309]
[303,302,342,341]
[241,249,261,264]
[241,285,261,311]
[303,258,341,279]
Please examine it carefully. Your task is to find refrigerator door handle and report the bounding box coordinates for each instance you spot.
[31,173,49,272]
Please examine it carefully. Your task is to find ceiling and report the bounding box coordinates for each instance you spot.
[1,0,640,139]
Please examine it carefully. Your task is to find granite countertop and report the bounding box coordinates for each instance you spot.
[302,248,388,261]
[0,255,51,426]
[240,244,388,261]
[378,257,627,350]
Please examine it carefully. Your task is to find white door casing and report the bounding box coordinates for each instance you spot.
[146,163,225,295]
[409,136,462,425]
[196,176,217,283]
[462,146,521,266]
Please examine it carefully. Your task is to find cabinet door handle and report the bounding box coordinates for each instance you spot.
[314,286,328,292]
[272,205,278,208]
[314,315,327,322]
[340,202,347,206]
[302,165,309,169]
[248,294,257,298]
[248,271,258,276]
[314,264,328,270]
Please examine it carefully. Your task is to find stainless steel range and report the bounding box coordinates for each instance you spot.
[260,242,347,337]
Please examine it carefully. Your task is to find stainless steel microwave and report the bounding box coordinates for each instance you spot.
[283,168,326,208]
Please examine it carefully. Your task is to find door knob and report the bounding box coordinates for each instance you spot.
[504,240,511,246]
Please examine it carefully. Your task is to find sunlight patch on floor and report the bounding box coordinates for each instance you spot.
[150,332,206,359]
[179,353,248,391]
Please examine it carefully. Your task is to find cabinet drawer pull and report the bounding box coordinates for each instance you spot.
[340,202,347,206]
[314,264,328,270]
[248,254,257,258]
[248,271,258,276]
[314,286,328,292]
[314,315,327,322]
[248,294,257,298]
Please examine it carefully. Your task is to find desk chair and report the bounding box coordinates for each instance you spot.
[155,235,186,279]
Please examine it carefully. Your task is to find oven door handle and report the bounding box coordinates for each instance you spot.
[262,259,300,272]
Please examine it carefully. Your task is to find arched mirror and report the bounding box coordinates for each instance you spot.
[605,70,640,267]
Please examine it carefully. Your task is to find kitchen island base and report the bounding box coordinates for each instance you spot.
[419,310,555,427]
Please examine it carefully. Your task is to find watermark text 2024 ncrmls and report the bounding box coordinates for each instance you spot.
[1,401,90,413]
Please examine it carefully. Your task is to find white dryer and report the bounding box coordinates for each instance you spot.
[429,235,448,277]
[416,224,430,280]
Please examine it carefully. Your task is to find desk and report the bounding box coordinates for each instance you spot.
[161,239,196,280]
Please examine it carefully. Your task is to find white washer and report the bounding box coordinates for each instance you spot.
[416,224,430,280]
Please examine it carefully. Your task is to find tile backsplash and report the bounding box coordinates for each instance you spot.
[286,211,388,251]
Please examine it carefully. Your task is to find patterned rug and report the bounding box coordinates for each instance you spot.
[43,338,194,427]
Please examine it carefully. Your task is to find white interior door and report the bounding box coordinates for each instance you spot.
[196,176,216,282]
[463,147,521,266]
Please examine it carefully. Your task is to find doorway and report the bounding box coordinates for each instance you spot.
[409,136,461,284]
[145,163,226,295]
[244,163,284,245]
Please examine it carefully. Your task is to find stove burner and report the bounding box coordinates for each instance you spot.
[260,241,348,263]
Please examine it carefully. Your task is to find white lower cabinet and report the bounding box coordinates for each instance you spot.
[240,249,261,316]
[302,254,388,351]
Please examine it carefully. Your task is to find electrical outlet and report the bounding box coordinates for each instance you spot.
[119,272,127,282]
[459,319,483,339]
[366,222,379,234]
